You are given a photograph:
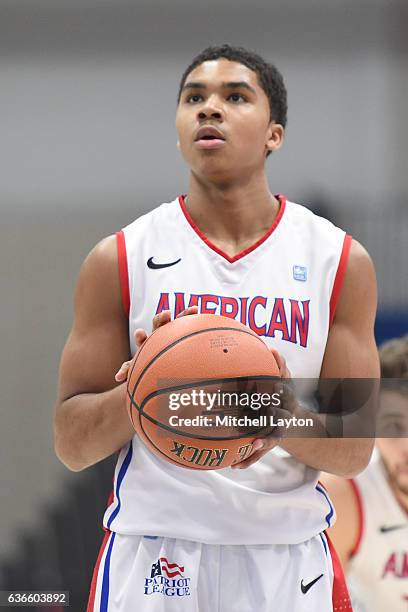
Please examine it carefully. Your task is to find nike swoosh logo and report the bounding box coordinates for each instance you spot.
[379,524,407,533]
[147,257,181,270]
[301,573,324,594]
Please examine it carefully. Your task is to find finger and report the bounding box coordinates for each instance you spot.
[269,347,285,373]
[114,360,132,382]
[270,348,291,378]
[176,306,199,318]
[253,436,281,452]
[152,310,171,331]
[231,447,270,469]
[135,328,148,348]
[231,437,281,469]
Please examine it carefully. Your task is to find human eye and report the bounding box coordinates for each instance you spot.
[381,420,406,436]
[186,94,203,103]
[228,93,247,103]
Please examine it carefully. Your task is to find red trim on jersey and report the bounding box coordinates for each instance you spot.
[178,194,286,264]
[326,532,353,611]
[329,233,352,328]
[348,478,364,559]
[116,230,130,317]
[86,528,111,612]
[106,488,114,509]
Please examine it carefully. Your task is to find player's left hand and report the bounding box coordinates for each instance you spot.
[114,306,199,382]
[231,348,291,469]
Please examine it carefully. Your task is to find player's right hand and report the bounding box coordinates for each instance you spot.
[114,306,199,382]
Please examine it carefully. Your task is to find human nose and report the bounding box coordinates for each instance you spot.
[197,95,224,121]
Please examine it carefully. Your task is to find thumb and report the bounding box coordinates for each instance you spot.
[115,360,132,382]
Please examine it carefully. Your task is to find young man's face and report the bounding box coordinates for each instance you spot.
[175,58,283,181]
[377,390,408,495]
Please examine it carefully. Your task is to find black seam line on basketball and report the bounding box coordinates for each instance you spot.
[136,397,180,468]
[139,404,200,469]
[137,395,172,463]
[128,325,264,401]
[127,391,273,441]
[127,325,248,400]
[128,326,267,405]
[138,394,177,465]
[138,374,281,409]
[130,373,280,441]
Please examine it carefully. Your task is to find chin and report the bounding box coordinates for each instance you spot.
[194,160,236,180]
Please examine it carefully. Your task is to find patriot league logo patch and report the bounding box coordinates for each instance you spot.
[144,557,191,597]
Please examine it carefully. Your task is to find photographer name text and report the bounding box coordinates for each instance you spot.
[168,414,313,429]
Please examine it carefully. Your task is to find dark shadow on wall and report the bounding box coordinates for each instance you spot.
[0,455,116,612]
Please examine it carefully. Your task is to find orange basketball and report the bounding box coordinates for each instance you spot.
[126,314,281,470]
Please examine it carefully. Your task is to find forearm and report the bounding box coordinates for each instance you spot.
[276,380,376,477]
[279,436,374,477]
[54,383,134,471]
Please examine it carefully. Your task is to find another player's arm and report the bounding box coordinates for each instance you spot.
[320,474,361,570]
[54,236,134,472]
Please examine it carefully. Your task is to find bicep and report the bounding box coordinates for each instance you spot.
[321,239,380,379]
[57,236,130,403]
[318,240,379,458]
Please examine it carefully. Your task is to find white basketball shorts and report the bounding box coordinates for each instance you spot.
[87,531,352,612]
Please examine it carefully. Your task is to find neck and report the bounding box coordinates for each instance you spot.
[185,169,280,245]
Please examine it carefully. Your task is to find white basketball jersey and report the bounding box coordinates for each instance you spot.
[104,194,351,545]
[347,451,408,611]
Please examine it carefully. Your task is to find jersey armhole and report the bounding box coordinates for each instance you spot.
[348,478,364,558]
[116,230,130,317]
[329,233,352,329]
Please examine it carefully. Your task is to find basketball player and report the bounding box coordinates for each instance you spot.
[54,45,380,611]
[322,335,408,611]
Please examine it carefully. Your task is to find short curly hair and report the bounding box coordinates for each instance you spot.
[177,44,288,157]
[379,335,408,378]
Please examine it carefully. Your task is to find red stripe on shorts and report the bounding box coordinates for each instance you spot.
[326,532,353,611]
[86,529,112,612]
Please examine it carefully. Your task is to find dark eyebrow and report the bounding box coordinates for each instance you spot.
[224,81,257,95]
[181,81,257,95]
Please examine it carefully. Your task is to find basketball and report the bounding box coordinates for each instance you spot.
[126,314,281,470]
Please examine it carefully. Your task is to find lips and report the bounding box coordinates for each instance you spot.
[193,125,226,150]
[194,126,226,142]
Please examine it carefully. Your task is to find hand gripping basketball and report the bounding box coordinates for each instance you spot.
[115,306,290,468]
[231,349,291,469]
[115,307,199,383]
[116,308,289,470]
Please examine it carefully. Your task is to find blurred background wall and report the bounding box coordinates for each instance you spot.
[1,0,407,604]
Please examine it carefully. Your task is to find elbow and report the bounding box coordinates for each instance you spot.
[336,439,374,479]
[338,466,366,480]
[54,434,87,472]
[53,404,87,472]
[341,462,370,480]
[55,446,86,472]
